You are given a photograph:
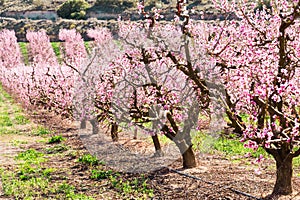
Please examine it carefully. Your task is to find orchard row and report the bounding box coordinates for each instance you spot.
[1,0,300,196]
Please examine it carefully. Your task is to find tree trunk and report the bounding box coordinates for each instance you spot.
[175,140,196,168]
[151,120,163,156]
[152,134,163,157]
[272,155,293,196]
[111,122,118,142]
[90,118,99,134]
[164,131,197,169]
[80,120,86,129]
[133,127,138,139]
[133,118,138,139]
[182,145,197,168]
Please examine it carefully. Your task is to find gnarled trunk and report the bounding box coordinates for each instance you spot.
[111,122,118,142]
[80,120,86,129]
[181,145,196,168]
[175,140,196,168]
[90,118,99,134]
[80,119,99,134]
[133,126,138,139]
[164,130,197,168]
[272,155,293,196]
[152,134,163,157]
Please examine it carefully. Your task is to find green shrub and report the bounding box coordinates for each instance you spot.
[91,169,112,180]
[94,0,134,12]
[77,154,103,166]
[15,149,46,164]
[48,135,65,144]
[32,125,51,136]
[57,0,90,20]
[16,149,44,161]
[44,144,69,154]
[95,0,123,6]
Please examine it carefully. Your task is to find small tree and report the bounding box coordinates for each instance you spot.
[57,0,90,20]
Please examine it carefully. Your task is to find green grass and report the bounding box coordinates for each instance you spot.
[213,137,267,158]
[84,41,92,54]
[90,168,154,198]
[51,42,62,63]
[91,169,113,180]
[32,125,51,136]
[192,132,267,159]
[0,149,52,199]
[0,127,19,135]
[77,154,103,166]
[109,175,154,198]
[157,134,172,145]
[1,171,52,199]
[44,144,69,154]
[48,135,65,144]
[1,89,12,100]
[1,164,93,200]
[12,104,23,113]
[10,140,28,147]
[19,42,29,65]
[14,114,30,125]
[293,157,300,167]
[15,149,46,164]
[0,84,30,131]
[0,114,13,126]
[0,84,96,199]
[56,182,94,200]
[0,148,94,200]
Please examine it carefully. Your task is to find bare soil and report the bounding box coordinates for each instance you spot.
[0,90,300,200]
[0,101,300,199]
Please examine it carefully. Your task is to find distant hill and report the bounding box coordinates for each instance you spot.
[0,0,215,14]
[0,0,225,42]
[0,0,67,12]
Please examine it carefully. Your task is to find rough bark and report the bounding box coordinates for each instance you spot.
[181,145,197,168]
[90,118,99,134]
[152,134,163,157]
[175,139,196,168]
[133,127,138,139]
[272,155,293,195]
[80,120,86,129]
[111,122,118,142]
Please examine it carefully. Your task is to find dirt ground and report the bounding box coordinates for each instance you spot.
[1,108,300,200]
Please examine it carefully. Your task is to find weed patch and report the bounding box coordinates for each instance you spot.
[32,125,51,136]
[14,114,30,125]
[56,182,94,200]
[44,144,69,154]
[192,132,267,159]
[48,135,65,144]
[15,149,46,164]
[78,154,103,166]
[109,175,154,198]
[91,169,113,180]
[0,115,13,126]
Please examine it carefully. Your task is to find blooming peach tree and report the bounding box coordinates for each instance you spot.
[208,0,300,196]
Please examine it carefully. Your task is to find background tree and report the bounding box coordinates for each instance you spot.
[112,2,219,168]
[57,0,90,20]
[93,0,135,12]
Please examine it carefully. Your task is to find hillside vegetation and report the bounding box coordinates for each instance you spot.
[0,0,214,14]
